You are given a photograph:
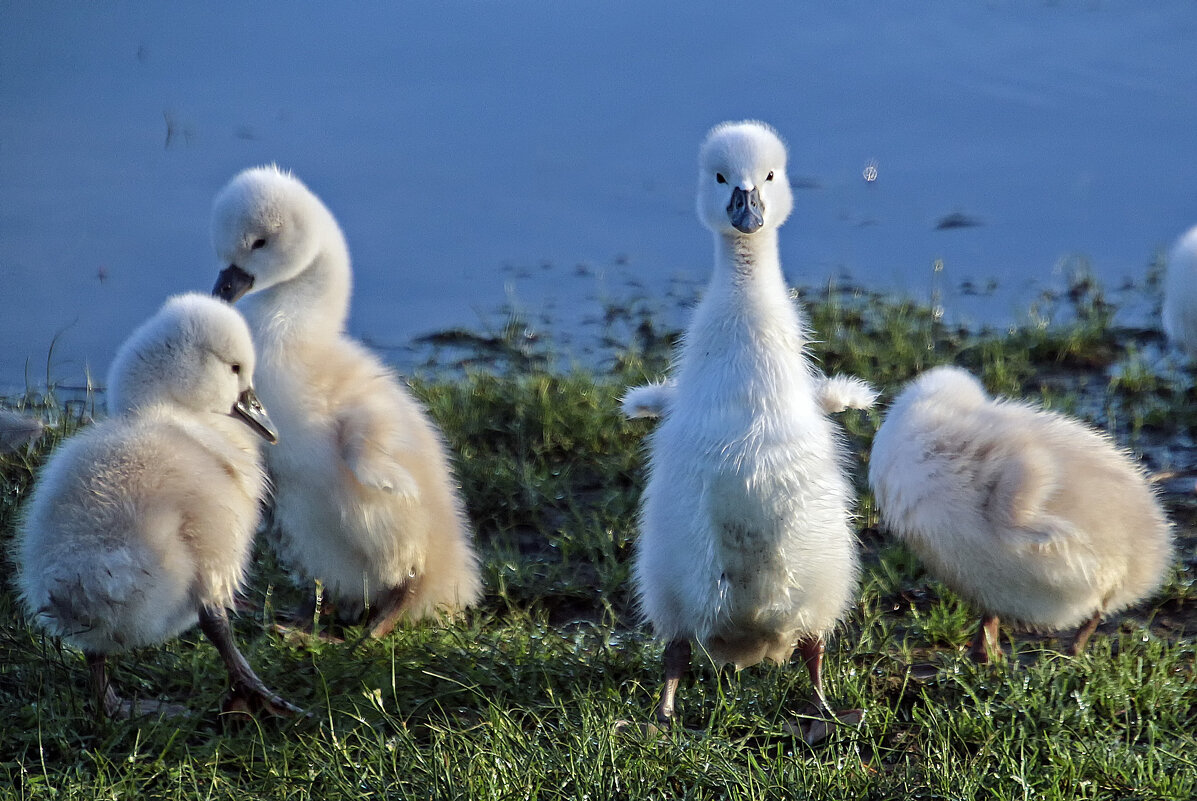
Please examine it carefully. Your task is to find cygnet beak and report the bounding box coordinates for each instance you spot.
[727,186,765,234]
[233,387,278,444]
[213,265,254,303]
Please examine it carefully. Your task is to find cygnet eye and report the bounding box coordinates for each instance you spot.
[250,238,267,250]
[766,171,774,182]
[716,173,726,184]
[231,364,242,375]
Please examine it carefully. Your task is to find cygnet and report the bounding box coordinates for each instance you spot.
[16,293,298,718]
[624,121,869,740]
[869,365,1174,661]
[210,166,482,637]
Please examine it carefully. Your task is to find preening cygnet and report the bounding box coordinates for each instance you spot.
[15,293,298,719]
[625,121,869,740]
[210,165,482,637]
[869,365,1174,661]
[1162,224,1197,360]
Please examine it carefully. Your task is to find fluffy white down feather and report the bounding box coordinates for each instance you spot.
[210,166,482,620]
[869,365,1173,629]
[16,294,269,654]
[630,121,867,669]
[622,374,875,419]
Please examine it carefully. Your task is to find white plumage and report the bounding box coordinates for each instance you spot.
[869,365,1174,660]
[16,293,296,718]
[210,165,482,636]
[1162,223,1197,360]
[625,121,869,732]
[622,374,877,419]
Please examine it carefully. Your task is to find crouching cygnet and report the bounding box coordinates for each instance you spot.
[15,293,301,719]
[869,365,1174,662]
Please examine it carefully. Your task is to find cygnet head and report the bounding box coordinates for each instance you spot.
[211,165,328,303]
[899,365,989,412]
[697,121,793,236]
[107,293,276,442]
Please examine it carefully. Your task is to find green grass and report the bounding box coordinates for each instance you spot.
[1,282,1194,800]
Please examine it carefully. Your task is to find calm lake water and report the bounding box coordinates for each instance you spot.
[3,2,1196,394]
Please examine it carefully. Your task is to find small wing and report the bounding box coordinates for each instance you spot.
[336,407,420,499]
[620,380,677,419]
[816,375,878,414]
[987,442,1081,551]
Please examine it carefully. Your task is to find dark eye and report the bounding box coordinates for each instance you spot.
[231,364,242,375]
[716,173,726,184]
[766,171,774,182]
[250,238,267,250]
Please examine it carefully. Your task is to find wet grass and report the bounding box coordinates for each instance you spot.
[1,281,1194,800]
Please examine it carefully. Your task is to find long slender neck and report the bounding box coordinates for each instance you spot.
[245,220,352,346]
[715,227,779,275]
[676,226,816,404]
[703,228,801,333]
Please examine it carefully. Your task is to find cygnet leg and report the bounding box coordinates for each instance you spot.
[790,635,865,745]
[1069,610,1102,655]
[365,579,418,639]
[655,639,691,726]
[198,606,304,718]
[87,650,195,720]
[797,636,830,713]
[86,652,122,719]
[969,613,1001,663]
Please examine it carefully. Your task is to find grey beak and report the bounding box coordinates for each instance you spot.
[233,387,278,444]
[213,265,254,303]
[727,186,765,234]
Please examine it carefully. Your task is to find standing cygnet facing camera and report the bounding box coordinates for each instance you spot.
[623,122,871,742]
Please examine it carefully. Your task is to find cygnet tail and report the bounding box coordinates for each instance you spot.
[816,375,878,413]
[403,535,484,620]
[22,505,199,650]
[621,380,677,419]
[27,544,151,643]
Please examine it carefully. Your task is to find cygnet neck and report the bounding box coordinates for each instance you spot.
[249,231,352,346]
[700,226,810,354]
[681,225,816,400]
[710,227,789,301]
